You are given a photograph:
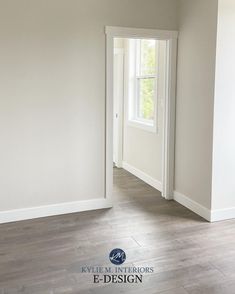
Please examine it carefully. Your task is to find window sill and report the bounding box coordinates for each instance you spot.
[127,119,157,133]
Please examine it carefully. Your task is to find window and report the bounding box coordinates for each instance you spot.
[127,39,159,132]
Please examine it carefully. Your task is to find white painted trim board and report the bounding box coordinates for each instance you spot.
[122,161,162,192]
[0,198,112,224]
[211,207,235,222]
[173,191,211,222]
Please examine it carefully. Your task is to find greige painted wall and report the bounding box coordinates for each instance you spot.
[175,0,218,209]
[0,0,178,211]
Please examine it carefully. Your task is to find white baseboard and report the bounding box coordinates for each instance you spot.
[122,161,162,192]
[173,191,211,222]
[0,198,112,224]
[173,191,235,222]
[2,190,235,225]
[122,162,213,222]
[210,207,235,222]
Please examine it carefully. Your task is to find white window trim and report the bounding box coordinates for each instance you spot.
[126,39,160,133]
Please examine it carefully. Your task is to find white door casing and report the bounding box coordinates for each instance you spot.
[105,26,178,201]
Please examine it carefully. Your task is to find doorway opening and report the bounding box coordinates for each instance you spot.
[105,27,178,204]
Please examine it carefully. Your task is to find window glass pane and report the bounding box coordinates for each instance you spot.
[138,78,155,120]
[140,39,156,76]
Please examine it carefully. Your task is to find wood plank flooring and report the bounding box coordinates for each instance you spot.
[0,168,235,293]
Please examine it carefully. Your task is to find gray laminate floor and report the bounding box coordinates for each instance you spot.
[0,168,235,293]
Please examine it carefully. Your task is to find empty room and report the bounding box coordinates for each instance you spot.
[0,0,235,293]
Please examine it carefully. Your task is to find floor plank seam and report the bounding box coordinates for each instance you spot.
[130,236,142,247]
